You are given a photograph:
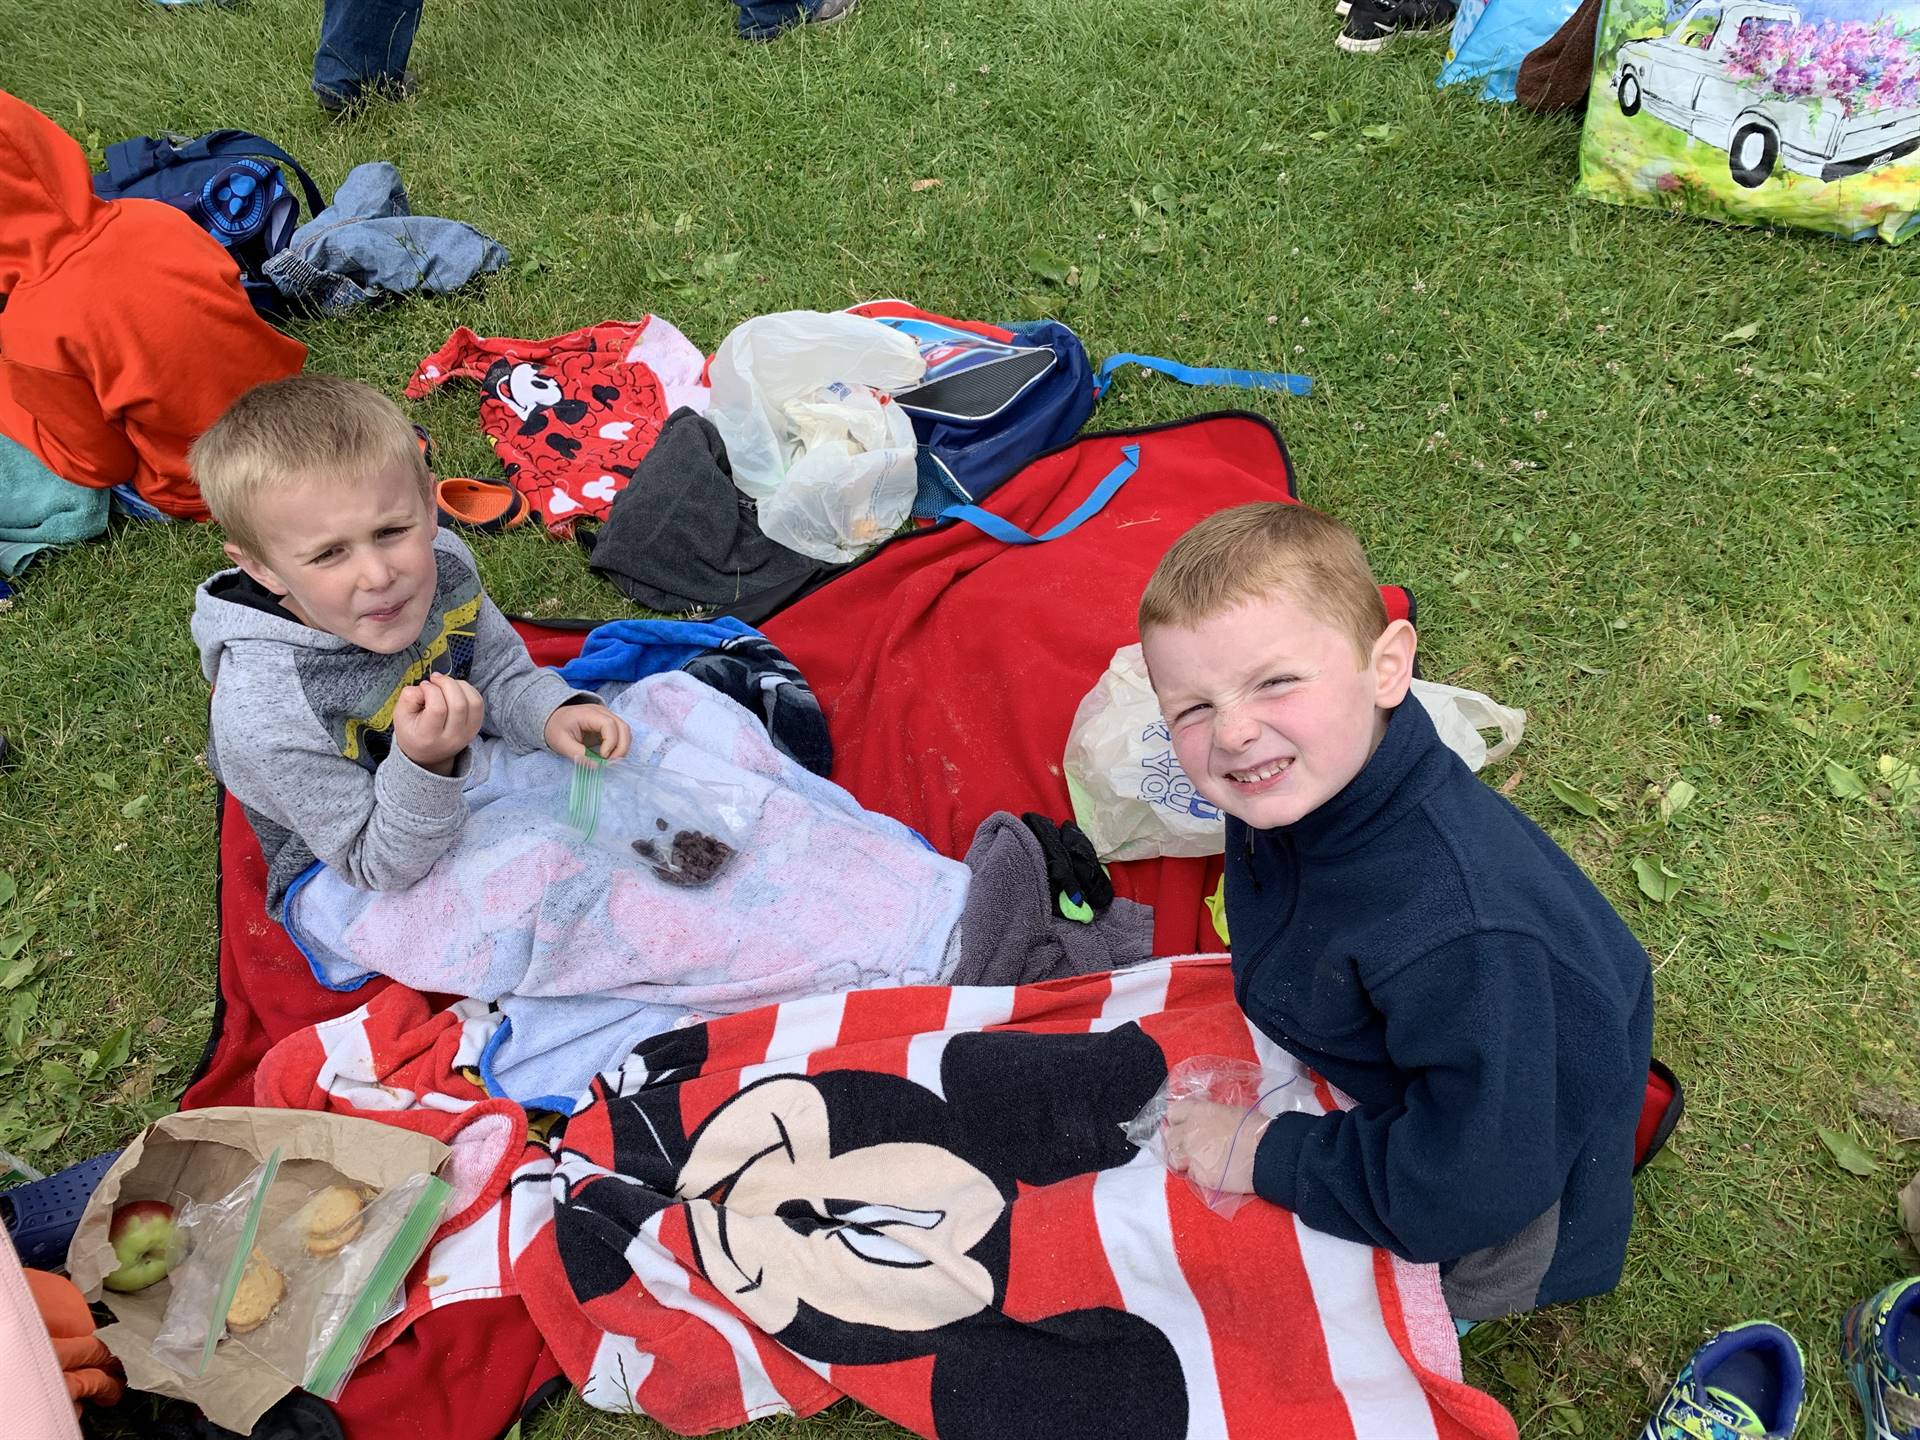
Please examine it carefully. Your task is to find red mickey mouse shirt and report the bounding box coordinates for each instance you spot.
[406,318,710,536]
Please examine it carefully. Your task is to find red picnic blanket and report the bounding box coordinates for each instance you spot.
[760,412,1411,956]
[182,412,1458,1438]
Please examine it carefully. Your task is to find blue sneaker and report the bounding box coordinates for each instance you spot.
[1640,1321,1806,1439]
[1842,1275,1920,1440]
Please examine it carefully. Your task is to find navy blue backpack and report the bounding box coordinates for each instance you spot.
[92,130,327,320]
[849,300,1312,543]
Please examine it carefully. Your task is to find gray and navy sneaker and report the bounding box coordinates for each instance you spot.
[1638,1322,1806,1440]
[1843,1276,1920,1440]
[1335,0,1456,52]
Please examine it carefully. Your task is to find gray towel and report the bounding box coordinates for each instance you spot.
[951,811,1155,986]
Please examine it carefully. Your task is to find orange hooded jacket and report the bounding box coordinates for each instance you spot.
[0,91,305,520]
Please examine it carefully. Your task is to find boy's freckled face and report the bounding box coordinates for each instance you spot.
[1142,592,1402,830]
[227,463,439,655]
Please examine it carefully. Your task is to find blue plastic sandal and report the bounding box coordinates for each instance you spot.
[0,1148,122,1269]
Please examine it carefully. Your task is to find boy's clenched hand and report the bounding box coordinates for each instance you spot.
[545,702,633,764]
[1163,1096,1272,1198]
[394,673,485,774]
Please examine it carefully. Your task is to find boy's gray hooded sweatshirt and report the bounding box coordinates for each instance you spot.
[191,529,587,920]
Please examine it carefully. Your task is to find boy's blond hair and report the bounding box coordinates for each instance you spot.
[1138,502,1388,661]
[191,375,431,558]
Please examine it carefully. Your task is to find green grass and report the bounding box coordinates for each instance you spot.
[2,0,1917,1436]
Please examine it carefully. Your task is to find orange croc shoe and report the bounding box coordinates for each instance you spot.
[435,476,530,534]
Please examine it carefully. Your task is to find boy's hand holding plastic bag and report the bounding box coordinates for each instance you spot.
[1124,1056,1316,1216]
[1165,1097,1270,1197]
[545,701,631,763]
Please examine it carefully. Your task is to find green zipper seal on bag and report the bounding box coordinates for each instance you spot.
[567,745,607,843]
[303,1175,453,1399]
[200,1146,284,1375]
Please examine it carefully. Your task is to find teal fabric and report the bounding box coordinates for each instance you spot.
[0,435,109,575]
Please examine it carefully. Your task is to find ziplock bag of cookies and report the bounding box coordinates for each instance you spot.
[233,1169,453,1400]
[150,1148,286,1377]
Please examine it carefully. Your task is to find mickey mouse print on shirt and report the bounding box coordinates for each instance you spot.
[406,318,712,536]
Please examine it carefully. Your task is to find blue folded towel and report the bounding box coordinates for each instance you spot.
[0,435,109,576]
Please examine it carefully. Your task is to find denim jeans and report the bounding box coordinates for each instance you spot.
[735,0,817,39]
[313,0,423,103]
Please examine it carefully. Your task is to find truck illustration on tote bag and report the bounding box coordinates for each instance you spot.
[1579,0,1920,240]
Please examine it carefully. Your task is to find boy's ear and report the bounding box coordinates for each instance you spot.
[1370,619,1417,708]
[223,542,291,599]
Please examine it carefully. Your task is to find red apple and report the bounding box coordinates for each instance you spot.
[103,1200,181,1293]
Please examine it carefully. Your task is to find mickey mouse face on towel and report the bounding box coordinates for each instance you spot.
[679,1075,1006,1335]
[563,1023,1188,1440]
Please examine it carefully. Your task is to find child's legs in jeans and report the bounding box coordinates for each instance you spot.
[313,0,423,102]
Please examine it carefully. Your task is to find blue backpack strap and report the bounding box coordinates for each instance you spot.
[937,444,1139,544]
[97,131,327,218]
[1093,353,1313,400]
[195,131,327,218]
[96,135,175,197]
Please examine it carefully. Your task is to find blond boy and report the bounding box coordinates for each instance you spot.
[188,375,631,919]
[1138,503,1652,1321]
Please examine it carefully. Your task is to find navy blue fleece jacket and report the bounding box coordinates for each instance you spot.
[1235,696,1653,1319]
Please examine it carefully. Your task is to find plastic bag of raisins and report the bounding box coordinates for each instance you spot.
[568,754,762,888]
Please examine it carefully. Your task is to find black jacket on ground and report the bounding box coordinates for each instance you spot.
[581,408,823,620]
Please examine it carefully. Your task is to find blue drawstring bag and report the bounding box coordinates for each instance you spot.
[1440,0,1584,102]
[848,300,1312,535]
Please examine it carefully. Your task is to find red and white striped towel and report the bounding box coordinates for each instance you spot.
[508,957,1516,1440]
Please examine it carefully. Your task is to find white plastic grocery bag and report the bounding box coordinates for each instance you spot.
[707,312,926,562]
[1410,678,1527,771]
[1063,644,1228,864]
[1063,645,1527,862]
